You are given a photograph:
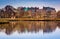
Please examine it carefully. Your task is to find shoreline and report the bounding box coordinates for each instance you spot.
[0,18,60,22]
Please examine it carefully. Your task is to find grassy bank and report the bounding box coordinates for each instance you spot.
[0,18,59,22]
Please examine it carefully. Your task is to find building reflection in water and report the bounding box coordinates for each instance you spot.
[0,21,60,35]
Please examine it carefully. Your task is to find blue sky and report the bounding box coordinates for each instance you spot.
[0,0,60,11]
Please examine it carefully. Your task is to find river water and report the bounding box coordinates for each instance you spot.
[0,21,60,39]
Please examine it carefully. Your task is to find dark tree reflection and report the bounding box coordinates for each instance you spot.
[0,21,60,35]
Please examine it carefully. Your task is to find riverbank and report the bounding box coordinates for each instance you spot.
[0,18,60,22]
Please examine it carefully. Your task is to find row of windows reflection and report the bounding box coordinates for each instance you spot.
[0,21,60,35]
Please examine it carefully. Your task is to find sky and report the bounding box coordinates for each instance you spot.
[0,0,60,11]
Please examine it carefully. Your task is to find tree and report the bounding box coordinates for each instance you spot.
[57,11,60,18]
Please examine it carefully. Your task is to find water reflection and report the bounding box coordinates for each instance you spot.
[0,21,60,35]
